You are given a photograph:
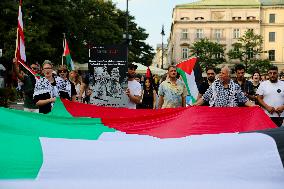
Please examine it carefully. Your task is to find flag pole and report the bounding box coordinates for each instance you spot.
[62,33,66,66]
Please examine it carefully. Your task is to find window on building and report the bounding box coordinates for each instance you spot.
[247,48,254,59]
[233,29,240,39]
[182,48,189,59]
[215,53,221,59]
[196,29,203,39]
[269,32,276,42]
[214,29,222,40]
[181,29,188,39]
[269,50,275,61]
[269,14,275,23]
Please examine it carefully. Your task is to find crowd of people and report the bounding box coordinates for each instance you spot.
[12,59,284,127]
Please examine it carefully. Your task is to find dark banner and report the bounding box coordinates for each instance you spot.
[88,45,128,107]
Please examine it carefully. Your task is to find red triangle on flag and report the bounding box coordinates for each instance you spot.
[176,57,197,75]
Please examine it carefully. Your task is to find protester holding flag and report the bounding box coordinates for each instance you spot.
[12,58,40,113]
[57,65,77,102]
[158,65,187,108]
[33,60,65,114]
[193,65,255,107]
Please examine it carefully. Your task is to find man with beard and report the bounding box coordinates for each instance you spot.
[125,63,142,109]
[197,67,216,106]
[234,64,254,104]
[193,65,255,107]
[158,65,187,108]
[257,66,284,127]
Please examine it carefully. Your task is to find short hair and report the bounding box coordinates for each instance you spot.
[168,65,177,71]
[206,66,215,73]
[252,70,261,77]
[42,60,53,68]
[221,65,231,75]
[234,64,245,72]
[268,65,278,72]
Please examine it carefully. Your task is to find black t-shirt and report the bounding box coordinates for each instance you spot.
[198,81,210,106]
[59,81,77,101]
[33,81,57,114]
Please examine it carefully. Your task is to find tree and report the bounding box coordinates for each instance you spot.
[227,30,264,70]
[247,59,272,75]
[189,38,225,71]
[0,0,154,68]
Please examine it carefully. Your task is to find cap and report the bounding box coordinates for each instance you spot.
[128,63,138,70]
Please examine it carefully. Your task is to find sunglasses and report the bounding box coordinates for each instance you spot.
[58,70,67,73]
[31,67,39,70]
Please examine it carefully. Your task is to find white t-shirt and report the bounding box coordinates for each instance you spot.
[126,80,142,109]
[256,80,284,117]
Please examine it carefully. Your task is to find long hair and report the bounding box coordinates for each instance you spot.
[143,78,154,91]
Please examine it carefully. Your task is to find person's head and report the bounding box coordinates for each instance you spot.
[144,78,153,90]
[42,60,54,78]
[235,64,246,80]
[219,65,230,83]
[252,71,261,83]
[69,70,80,83]
[206,67,216,82]
[167,65,177,79]
[268,65,278,83]
[134,74,141,83]
[30,63,40,74]
[128,63,138,79]
[58,65,69,80]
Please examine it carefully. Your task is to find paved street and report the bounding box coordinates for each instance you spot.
[8,101,24,111]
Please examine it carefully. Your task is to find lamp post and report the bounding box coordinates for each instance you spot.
[161,25,165,69]
[126,0,129,64]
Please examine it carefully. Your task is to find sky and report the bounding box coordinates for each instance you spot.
[112,0,196,50]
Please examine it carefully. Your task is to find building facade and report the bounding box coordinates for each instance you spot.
[167,0,284,69]
[152,44,168,69]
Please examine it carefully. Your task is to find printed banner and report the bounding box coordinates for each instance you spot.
[88,45,128,107]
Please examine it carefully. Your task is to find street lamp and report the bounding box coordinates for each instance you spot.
[126,0,129,64]
[161,25,165,69]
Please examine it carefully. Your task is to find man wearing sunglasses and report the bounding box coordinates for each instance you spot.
[12,58,41,113]
[57,65,77,102]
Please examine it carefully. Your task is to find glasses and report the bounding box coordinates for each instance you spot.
[58,70,67,73]
[43,67,52,70]
[31,67,39,70]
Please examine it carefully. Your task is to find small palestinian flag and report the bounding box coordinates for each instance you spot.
[176,57,203,103]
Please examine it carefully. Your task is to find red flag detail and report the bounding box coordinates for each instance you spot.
[176,57,197,75]
[146,67,152,78]
[62,99,277,139]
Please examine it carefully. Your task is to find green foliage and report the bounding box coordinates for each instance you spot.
[227,30,264,69]
[189,38,225,71]
[246,59,273,75]
[0,0,154,67]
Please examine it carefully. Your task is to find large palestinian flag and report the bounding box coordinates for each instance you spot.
[176,57,203,103]
[0,99,284,189]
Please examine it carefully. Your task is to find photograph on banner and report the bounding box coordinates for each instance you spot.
[88,44,128,107]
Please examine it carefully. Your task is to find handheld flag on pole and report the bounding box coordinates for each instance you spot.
[176,57,203,103]
[63,35,75,71]
[15,0,39,79]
